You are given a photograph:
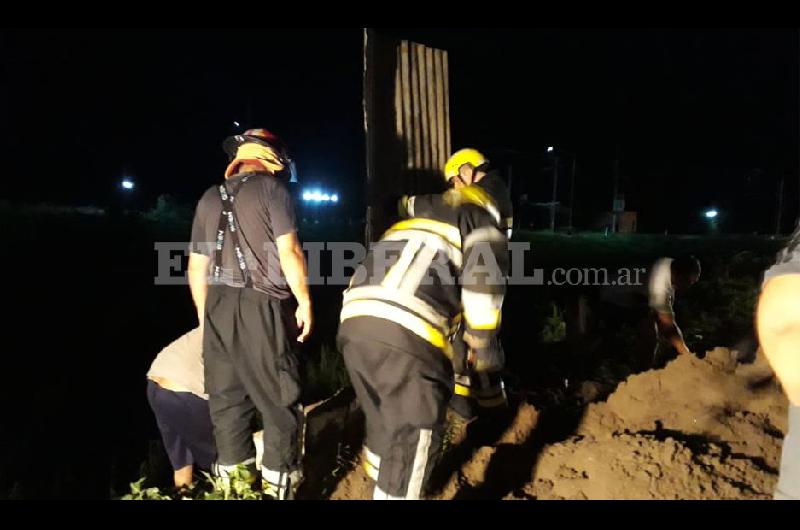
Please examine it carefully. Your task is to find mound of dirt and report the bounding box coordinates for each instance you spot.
[521,348,788,500]
[324,348,790,500]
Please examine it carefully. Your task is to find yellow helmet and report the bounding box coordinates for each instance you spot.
[443,148,487,182]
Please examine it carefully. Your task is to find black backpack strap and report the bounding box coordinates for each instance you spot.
[212,175,255,288]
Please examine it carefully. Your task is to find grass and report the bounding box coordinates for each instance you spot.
[304,343,351,402]
[513,230,784,268]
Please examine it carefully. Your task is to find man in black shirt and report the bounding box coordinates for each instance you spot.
[188,128,312,499]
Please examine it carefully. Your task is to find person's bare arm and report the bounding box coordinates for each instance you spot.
[276,231,312,342]
[188,252,210,327]
[655,311,692,356]
[758,274,800,405]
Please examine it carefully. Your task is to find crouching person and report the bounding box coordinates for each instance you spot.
[146,327,266,490]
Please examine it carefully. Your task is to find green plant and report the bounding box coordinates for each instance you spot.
[199,467,263,500]
[121,465,263,500]
[121,477,173,500]
[541,304,567,343]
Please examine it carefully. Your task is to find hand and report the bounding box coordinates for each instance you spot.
[295,303,313,343]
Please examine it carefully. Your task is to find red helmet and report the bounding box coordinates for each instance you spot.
[222,128,290,164]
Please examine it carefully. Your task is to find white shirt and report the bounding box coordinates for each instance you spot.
[146,328,207,400]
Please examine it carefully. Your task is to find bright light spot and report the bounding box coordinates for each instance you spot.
[705,209,718,219]
[547,146,554,153]
[121,179,134,190]
[302,189,339,203]
[233,121,240,127]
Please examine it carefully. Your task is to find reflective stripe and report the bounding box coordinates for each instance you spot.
[449,313,462,335]
[382,238,423,289]
[373,485,405,500]
[463,225,506,251]
[261,467,302,500]
[454,383,472,397]
[261,467,288,486]
[462,289,503,330]
[485,204,501,225]
[340,299,453,358]
[399,244,439,293]
[467,309,500,330]
[407,196,416,217]
[364,446,382,469]
[398,196,410,217]
[504,216,513,240]
[363,446,381,481]
[363,459,379,481]
[406,429,433,500]
[444,186,501,225]
[382,229,463,268]
[454,373,471,386]
[213,458,256,478]
[343,286,452,332]
[385,218,462,250]
[253,430,264,469]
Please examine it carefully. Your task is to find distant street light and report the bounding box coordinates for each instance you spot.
[545,146,577,232]
[704,208,720,234]
[121,178,135,191]
[302,189,339,204]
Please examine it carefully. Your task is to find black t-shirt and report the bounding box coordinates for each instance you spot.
[190,172,297,299]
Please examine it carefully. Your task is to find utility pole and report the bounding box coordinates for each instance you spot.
[550,154,559,232]
[568,157,577,232]
[507,163,515,231]
[611,158,620,234]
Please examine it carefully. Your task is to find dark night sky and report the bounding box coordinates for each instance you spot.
[1,28,797,233]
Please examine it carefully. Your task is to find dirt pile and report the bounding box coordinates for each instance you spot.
[323,348,789,500]
[523,348,788,499]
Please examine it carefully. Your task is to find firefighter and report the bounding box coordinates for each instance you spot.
[398,148,512,420]
[337,183,508,499]
[188,128,312,499]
